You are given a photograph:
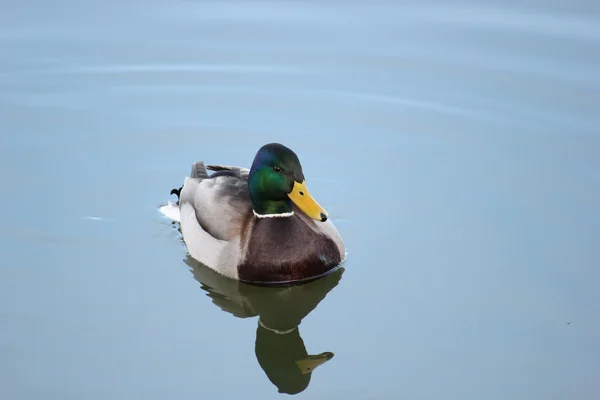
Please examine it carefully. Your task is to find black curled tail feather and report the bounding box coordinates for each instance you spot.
[170,186,182,200]
[169,161,208,204]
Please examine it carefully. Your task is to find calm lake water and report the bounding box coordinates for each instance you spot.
[1,0,599,399]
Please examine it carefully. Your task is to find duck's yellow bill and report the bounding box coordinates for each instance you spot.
[288,180,328,222]
[295,352,334,375]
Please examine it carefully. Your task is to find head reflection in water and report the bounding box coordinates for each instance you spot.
[256,327,334,394]
[184,255,344,395]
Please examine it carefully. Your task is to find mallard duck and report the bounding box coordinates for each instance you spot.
[161,143,345,284]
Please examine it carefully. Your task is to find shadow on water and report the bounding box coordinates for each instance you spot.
[183,254,344,395]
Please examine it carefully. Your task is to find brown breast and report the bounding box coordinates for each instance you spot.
[238,215,342,283]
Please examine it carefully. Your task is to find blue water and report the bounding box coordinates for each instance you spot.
[1,1,599,399]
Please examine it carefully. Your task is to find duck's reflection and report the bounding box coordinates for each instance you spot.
[184,255,344,395]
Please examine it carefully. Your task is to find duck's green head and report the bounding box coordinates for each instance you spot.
[248,143,328,222]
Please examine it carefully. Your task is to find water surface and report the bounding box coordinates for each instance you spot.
[1,1,599,399]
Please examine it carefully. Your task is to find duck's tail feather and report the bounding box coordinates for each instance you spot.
[160,161,209,223]
[160,201,181,223]
[170,186,182,200]
[160,186,183,223]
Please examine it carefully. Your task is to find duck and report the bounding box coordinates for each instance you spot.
[160,143,345,284]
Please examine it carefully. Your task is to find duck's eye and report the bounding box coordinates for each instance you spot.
[273,166,282,172]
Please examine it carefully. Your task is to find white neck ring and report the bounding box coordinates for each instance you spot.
[253,210,294,219]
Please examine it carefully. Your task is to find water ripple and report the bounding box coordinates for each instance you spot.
[2,63,314,77]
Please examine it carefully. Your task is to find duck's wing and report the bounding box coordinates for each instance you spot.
[180,161,252,241]
[178,161,253,279]
[206,164,250,181]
